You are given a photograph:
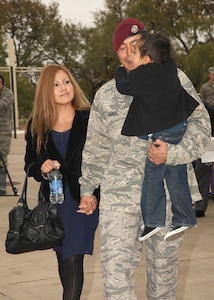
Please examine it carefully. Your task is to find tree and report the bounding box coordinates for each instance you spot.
[126,0,214,89]
[0,33,7,66]
[127,0,214,53]
[183,41,214,88]
[0,0,83,119]
[78,0,134,99]
[16,73,36,124]
[76,23,118,100]
[0,0,64,67]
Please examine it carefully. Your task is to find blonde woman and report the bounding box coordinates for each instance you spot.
[24,64,99,300]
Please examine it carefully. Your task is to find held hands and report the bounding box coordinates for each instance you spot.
[77,196,98,215]
[148,139,168,165]
[41,159,61,179]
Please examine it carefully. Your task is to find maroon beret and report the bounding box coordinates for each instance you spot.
[113,18,145,52]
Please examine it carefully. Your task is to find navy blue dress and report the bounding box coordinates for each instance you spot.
[52,129,99,260]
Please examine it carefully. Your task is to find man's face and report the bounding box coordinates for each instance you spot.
[116,33,142,71]
[209,73,214,83]
[0,79,4,92]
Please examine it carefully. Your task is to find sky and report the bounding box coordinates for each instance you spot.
[41,0,105,26]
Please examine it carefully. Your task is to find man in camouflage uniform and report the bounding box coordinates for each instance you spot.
[0,74,13,195]
[79,18,211,299]
[200,67,214,105]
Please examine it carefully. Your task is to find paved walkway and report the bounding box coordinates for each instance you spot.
[0,132,214,299]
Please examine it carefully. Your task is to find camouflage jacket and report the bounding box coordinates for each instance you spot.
[80,69,211,213]
[200,80,214,105]
[0,86,13,133]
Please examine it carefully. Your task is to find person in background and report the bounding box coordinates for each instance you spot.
[24,64,99,300]
[78,18,210,299]
[200,67,214,105]
[115,32,198,242]
[0,74,13,196]
[194,69,214,217]
[194,101,214,217]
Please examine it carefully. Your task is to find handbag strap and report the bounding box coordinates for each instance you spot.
[17,163,35,208]
[38,181,45,202]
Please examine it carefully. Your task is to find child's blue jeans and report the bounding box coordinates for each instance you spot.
[139,121,197,227]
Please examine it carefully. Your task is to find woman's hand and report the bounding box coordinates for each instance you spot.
[41,159,61,179]
[77,196,98,215]
[148,139,168,165]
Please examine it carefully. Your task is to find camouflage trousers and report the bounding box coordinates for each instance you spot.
[0,132,11,192]
[99,209,183,300]
[0,132,12,167]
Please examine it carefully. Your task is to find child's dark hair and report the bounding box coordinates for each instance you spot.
[137,33,171,64]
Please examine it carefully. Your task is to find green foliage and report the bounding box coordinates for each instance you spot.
[125,0,214,86]
[183,42,214,91]
[0,0,64,66]
[76,19,119,100]
[16,74,36,120]
[0,33,7,65]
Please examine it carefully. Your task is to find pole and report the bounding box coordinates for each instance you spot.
[8,38,19,136]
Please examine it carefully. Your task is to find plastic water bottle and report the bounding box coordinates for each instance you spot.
[48,169,64,204]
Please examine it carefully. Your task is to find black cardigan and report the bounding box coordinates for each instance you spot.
[24,110,99,203]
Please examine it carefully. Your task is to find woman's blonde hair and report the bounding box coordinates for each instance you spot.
[26,64,91,153]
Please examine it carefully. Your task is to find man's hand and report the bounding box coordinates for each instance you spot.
[77,196,98,215]
[148,139,168,165]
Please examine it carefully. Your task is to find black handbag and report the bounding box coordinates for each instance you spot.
[5,166,64,254]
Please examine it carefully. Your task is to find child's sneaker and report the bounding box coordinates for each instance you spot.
[164,225,188,242]
[138,226,161,242]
